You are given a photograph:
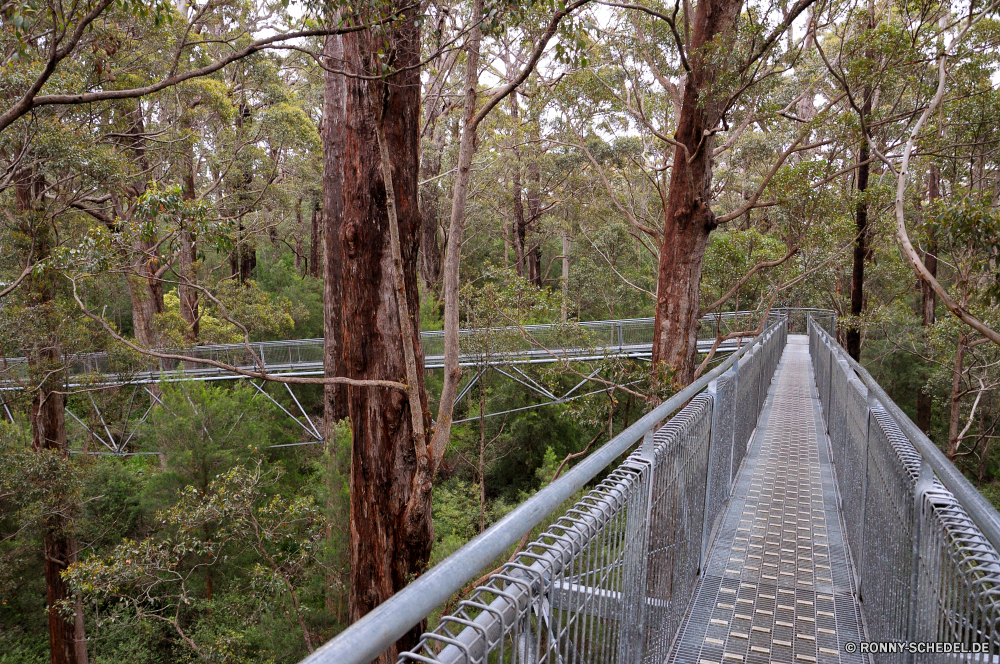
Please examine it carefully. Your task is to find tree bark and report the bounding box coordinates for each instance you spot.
[651,0,742,384]
[322,32,349,435]
[510,92,528,279]
[230,101,256,284]
[17,169,86,664]
[339,6,431,659]
[419,119,445,291]
[310,200,322,279]
[525,111,542,286]
[916,166,940,432]
[561,233,571,321]
[845,88,871,362]
[179,142,199,345]
[124,104,165,349]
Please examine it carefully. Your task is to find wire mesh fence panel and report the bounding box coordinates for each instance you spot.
[839,376,869,568]
[912,485,1000,662]
[828,357,850,466]
[705,370,737,541]
[809,320,1000,661]
[856,406,921,660]
[641,394,714,664]
[732,348,760,484]
[399,323,789,664]
[399,462,650,664]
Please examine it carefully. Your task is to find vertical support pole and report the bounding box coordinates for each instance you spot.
[619,429,656,664]
[906,461,934,663]
[701,383,722,572]
[855,392,877,598]
[728,357,740,492]
[618,322,624,350]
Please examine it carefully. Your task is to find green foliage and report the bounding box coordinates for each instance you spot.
[66,461,327,663]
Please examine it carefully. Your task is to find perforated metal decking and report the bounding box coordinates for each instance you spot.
[667,336,866,664]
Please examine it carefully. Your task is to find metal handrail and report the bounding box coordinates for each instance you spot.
[809,318,1000,554]
[300,316,789,664]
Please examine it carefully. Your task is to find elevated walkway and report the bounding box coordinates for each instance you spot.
[669,336,865,663]
[302,312,1000,664]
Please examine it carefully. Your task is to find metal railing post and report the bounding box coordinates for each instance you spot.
[728,356,740,493]
[906,461,934,663]
[701,383,721,572]
[619,430,656,664]
[855,392,877,598]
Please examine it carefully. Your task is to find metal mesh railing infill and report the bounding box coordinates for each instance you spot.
[809,319,1000,662]
[392,322,789,664]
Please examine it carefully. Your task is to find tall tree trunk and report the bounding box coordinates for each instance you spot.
[323,32,349,435]
[17,170,86,664]
[179,142,199,345]
[561,233,571,321]
[340,7,431,658]
[310,200,322,279]
[525,117,542,286]
[509,92,528,279]
[419,120,445,291]
[295,201,305,273]
[845,92,871,362]
[652,0,742,384]
[230,102,256,283]
[916,166,940,432]
[125,104,165,350]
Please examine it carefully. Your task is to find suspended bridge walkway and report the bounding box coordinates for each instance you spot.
[2,311,826,388]
[302,311,1000,664]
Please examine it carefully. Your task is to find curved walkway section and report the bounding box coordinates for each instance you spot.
[668,336,865,664]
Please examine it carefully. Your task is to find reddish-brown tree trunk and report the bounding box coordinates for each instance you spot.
[17,170,86,664]
[916,166,940,432]
[339,6,431,659]
[127,263,165,349]
[322,33,349,434]
[652,0,742,384]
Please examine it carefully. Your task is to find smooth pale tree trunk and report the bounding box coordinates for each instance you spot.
[322,32,349,434]
[16,171,86,664]
[339,6,430,659]
[652,0,743,384]
[948,331,967,459]
[916,166,939,432]
[429,0,484,471]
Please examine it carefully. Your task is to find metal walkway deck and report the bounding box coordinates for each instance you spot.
[668,336,865,664]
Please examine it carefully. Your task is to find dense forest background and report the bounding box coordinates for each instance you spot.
[2,0,1000,660]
